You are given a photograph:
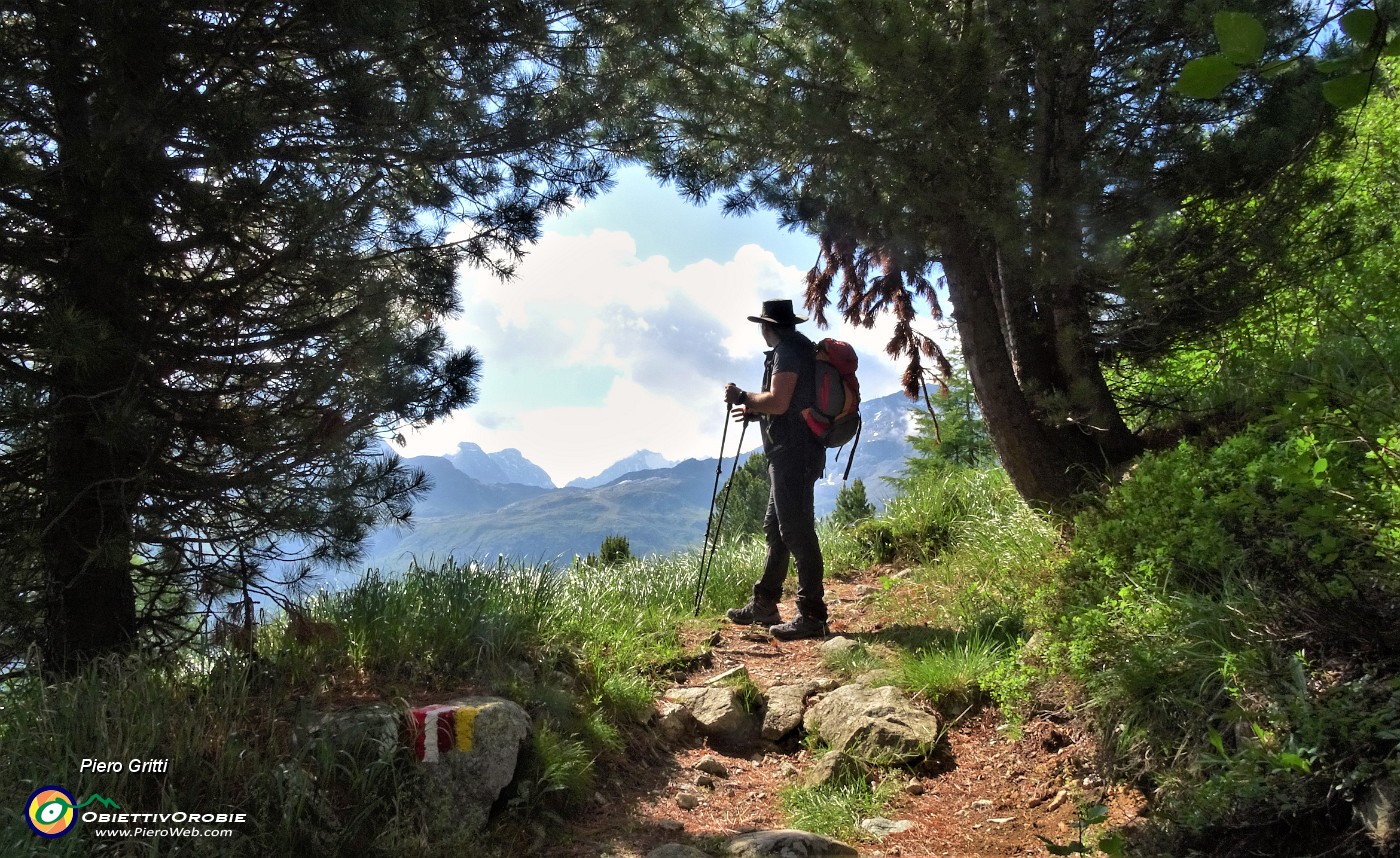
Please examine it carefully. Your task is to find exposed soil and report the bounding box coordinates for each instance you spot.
[547,567,1150,857]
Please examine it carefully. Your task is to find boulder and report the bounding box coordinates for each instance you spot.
[665,686,759,747]
[297,703,400,763]
[413,697,532,831]
[761,682,819,741]
[802,684,941,762]
[656,700,701,743]
[725,829,859,857]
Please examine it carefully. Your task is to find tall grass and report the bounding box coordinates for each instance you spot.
[0,461,1060,855]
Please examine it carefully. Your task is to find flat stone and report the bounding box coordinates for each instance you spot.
[860,817,914,837]
[726,829,859,857]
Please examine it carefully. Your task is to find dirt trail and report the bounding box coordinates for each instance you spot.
[553,568,1148,858]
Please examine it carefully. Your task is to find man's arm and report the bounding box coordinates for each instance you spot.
[727,372,797,420]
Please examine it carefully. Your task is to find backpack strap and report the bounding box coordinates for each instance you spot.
[839,418,862,482]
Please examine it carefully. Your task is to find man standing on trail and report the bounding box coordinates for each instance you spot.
[723,299,829,641]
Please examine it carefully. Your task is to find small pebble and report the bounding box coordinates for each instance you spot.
[676,793,701,810]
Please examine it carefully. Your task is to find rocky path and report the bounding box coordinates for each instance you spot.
[552,568,1147,858]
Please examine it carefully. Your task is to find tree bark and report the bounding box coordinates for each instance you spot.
[38,5,159,671]
[940,215,1079,511]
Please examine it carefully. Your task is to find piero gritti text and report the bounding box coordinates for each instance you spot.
[80,758,170,774]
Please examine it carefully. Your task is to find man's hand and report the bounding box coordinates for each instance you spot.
[724,383,746,406]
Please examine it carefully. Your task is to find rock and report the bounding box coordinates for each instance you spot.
[854,669,900,688]
[648,845,710,858]
[695,754,730,777]
[677,792,702,810]
[818,636,862,660]
[861,817,914,837]
[725,829,859,857]
[762,682,819,741]
[416,697,532,831]
[696,774,717,789]
[802,684,942,762]
[658,820,685,834]
[665,687,759,747]
[656,701,700,743]
[799,751,866,789]
[297,703,399,763]
[905,778,925,795]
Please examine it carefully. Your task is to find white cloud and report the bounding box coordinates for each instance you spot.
[394,227,943,486]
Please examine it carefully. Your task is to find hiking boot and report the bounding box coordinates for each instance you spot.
[768,615,828,641]
[726,600,781,626]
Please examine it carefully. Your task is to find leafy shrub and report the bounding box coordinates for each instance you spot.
[1036,420,1400,845]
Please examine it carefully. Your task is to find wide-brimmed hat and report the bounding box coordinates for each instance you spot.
[747,299,808,325]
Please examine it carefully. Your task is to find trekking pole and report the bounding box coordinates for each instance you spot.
[693,419,748,616]
[693,407,731,615]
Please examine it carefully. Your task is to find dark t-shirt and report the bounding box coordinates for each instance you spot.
[760,330,823,472]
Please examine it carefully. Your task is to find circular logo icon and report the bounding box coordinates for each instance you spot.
[26,786,76,838]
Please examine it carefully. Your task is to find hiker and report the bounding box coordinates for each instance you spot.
[722,299,829,641]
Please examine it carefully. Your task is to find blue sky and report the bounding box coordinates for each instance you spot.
[396,164,947,486]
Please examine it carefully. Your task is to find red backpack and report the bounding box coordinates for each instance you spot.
[802,339,862,477]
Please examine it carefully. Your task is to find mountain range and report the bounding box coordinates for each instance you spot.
[344,390,925,581]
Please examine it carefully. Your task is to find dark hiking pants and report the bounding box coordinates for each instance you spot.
[753,452,826,622]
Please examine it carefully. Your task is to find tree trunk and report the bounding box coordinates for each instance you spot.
[38,5,159,672]
[940,215,1079,511]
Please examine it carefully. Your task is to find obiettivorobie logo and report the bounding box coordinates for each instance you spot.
[25,786,120,838]
[24,785,246,840]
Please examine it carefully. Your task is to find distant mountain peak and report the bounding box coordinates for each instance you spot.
[567,450,676,489]
[448,442,554,489]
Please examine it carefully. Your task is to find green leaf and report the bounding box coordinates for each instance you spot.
[1081,804,1111,826]
[1340,9,1379,45]
[1322,71,1373,109]
[1215,11,1267,64]
[1276,752,1312,773]
[1175,54,1242,98]
[1098,831,1128,858]
[1385,31,1400,58]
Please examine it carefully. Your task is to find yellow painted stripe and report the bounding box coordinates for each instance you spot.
[454,706,478,753]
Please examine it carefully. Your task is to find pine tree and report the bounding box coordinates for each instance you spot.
[622,0,1338,511]
[832,480,875,527]
[716,453,770,544]
[0,1,677,671]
